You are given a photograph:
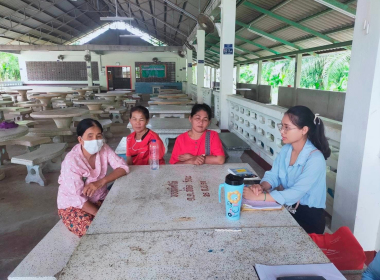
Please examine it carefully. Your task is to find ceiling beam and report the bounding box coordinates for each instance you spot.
[0,45,184,52]
[235,40,352,65]
[313,0,356,17]
[243,1,340,44]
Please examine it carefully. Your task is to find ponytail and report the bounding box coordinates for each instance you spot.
[286,106,331,160]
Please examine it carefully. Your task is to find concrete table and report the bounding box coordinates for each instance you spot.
[148,105,192,118]
[127,118,221,153]
[148,99,195,105]
[106,90,131,94]
[60,227,328,280]
[87,164,297,235]
[11,88,33,102]
[95,92,126,102]
[157,93,188,99]
[84,86,101,93]
[0,125,29,180]
[122,99,136,110]
[30,94,61,110]
[72,100,111,111]
[71,89,90,97]
[47,92,71,99]
[31,108,87,129]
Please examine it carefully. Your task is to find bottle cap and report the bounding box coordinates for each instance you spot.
[225,174,244,186]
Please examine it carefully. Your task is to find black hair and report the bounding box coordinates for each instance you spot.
[130,105,150,120]
[285,106,331,160]
[190,103,212,120]
[77,118,103,137]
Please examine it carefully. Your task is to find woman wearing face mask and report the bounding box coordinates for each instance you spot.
[57,118,129,237]
[243,106,331,234]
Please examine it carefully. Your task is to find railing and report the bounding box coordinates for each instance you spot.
[201,87,212,106]
[213,90,221,123]
[0,81,23,90]
[219,95,341,216]
[190,84,197,101]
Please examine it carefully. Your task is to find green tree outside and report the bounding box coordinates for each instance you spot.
[0,52,21,82]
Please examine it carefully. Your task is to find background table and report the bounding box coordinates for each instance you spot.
[127,118,221,153]
[31,108,87,128]
[60,164,330,279]
[30,94,61,110]
[148,99,195,105]
[72,100,111,111]
[148,105,192,118]
[95,93,127,102]
[11,88,33,102]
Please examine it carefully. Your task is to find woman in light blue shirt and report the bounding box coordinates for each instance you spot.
[243,106,331,234]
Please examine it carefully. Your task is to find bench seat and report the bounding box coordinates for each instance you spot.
[1,135,51,147]
[8,221,80,280]
[27,128,73,137]
[219,132,251,163]
[11,143,67,186]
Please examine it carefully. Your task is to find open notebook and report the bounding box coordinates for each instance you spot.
[255,263,346,280]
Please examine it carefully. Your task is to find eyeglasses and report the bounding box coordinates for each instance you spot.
[277,124,298,132]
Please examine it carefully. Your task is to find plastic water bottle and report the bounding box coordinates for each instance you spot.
[149,139,159,170]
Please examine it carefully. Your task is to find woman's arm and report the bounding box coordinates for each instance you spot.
[83,168,126,197]
[81,201,100,216]
[243,187,276,202]
[204,155,225,165]
[127,156,133,165]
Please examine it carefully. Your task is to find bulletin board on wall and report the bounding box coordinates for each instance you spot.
[135,62,175,82]
[141,64,166,78]
[26,61,99,81]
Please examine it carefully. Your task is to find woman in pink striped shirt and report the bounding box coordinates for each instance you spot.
[57,119,129,237]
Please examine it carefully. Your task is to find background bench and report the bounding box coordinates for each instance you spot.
[219,132,251,163]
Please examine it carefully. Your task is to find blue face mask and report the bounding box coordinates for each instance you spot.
[83,139,104,155]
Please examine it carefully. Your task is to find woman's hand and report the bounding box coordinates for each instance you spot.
[178,153,194,162]
[249,184,263,196]
[243,187,257,201]
[83,179,106,197]
[191,155,205,165]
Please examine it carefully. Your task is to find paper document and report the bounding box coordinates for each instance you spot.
[242,198,283,210]
[255,263,346,280]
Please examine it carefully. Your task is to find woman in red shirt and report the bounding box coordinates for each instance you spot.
[169,103,225,165]
[126,106,165,165]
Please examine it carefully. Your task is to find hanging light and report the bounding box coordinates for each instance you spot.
[247,28,277,42]
[235,46,245,52]
[314,0,355,18]
[120,35,141,37]
[100,0,134,21]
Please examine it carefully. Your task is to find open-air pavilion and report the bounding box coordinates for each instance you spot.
[0,0,379,279]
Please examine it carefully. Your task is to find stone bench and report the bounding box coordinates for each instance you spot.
[98,119,113,138]
[8,221,80,280]
[219,132,251,163]
[109,107,127,124]
[9,108,33,121]
[1,135,51,152]
[27,128,73,143]
[11,143,68,186]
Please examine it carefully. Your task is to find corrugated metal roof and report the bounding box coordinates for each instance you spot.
[0,0,356,61]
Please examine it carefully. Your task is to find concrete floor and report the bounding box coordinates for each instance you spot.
[0,112,265,280]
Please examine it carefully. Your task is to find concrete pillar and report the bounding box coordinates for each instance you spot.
[219,0,236,129]
[197,29,205,103]
[213,68,217,84]
[294,54,302,88]
[86,50,93,87]
[331,0,380,251]
[257,61,262,85]
[209,67,213,88]
[236,64,240,84]
[187,49,193,95]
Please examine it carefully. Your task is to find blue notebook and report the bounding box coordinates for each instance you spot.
[228,168,257,180]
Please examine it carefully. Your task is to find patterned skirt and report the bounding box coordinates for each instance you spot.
[58,201,103,237]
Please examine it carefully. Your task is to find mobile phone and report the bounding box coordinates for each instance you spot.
[244,179,261,184]
[276,277,326,280]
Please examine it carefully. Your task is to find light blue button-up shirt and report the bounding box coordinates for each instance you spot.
[261,139,326,208]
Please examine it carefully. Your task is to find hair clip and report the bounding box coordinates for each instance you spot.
[314,113,320,125]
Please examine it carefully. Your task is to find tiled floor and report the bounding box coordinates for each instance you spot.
[0,113,265,280]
